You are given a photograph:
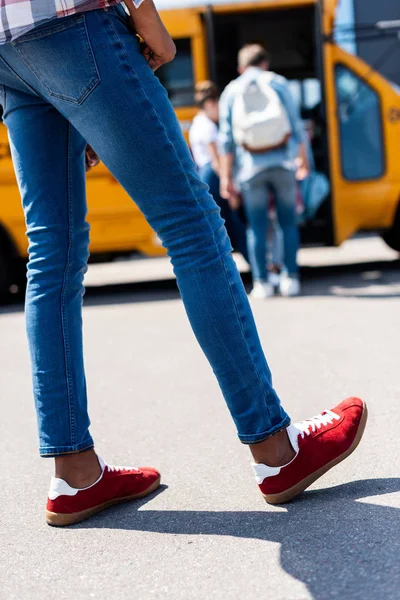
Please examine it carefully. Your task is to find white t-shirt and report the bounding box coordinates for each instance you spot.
[189,112,219,169]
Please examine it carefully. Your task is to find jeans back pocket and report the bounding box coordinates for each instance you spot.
[12,15,100,105]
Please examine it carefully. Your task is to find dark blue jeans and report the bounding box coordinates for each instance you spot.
[198,163,249,263]
[241,167,299,280]
[0,5,289,455]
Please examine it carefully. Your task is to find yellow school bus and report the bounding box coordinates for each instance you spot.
[0,0,400,298]
[156,0,400,247]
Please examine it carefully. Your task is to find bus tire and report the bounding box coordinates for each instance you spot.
[0,226,26,303]
[0,246,13,302]
[14,258,27,295]
[382,203,400,253]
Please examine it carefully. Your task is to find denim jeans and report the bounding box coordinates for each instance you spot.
[241,167,299,281]
[0,6,290,455]
[198,163,249,263]
[268,219,284,268]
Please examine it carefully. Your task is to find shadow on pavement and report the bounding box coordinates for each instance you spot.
[1,258,399,315]
[85,258,400,303]
[301,259,400,299]
[75,477,400,599]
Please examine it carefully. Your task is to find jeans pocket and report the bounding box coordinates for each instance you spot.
[12,15,100,104]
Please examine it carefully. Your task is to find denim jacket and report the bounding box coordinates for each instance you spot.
[218,67,305,184]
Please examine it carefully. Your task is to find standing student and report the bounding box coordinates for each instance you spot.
[219,44,310,298]
[0,0,366,526]
[190,81,248,262]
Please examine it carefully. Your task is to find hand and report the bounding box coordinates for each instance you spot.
[126,0,176,70]
[220,177,241,210]
[296,142,310,181]
[142,39,176,71]
[228,193,242,211]
[296,158,310,181]
[85,145,100,171]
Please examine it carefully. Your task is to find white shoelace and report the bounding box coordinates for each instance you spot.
[106,465,139,473]
[296,409,340,439]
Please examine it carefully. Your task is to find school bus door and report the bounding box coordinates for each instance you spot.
[322,0,400,245]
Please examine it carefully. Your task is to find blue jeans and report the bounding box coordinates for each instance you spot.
[198,163,249,263]
[0,6,289,455]
[268,219,284,268]
[241,167,299,281]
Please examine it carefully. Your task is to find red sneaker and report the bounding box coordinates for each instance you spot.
[252,397,368,504]
[46,457,161,526]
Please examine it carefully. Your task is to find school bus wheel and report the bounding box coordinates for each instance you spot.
[0,245,13,301]
[382,203,400,253]
[0,227,25,302]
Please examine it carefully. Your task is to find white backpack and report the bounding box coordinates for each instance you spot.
[232,72,291,152]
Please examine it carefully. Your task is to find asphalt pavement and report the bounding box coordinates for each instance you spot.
[0,235,399,600]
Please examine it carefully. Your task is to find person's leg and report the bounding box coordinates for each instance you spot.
[224,206,250,265]
[268,219,284,270]
[267,219,284,289]
[1,85,101,482]
[53,7,289,446]
[241,176,269,283]
[199,163,249,262]
[72,10,288,447]
[4,8,292,465]
[268,167,299,276]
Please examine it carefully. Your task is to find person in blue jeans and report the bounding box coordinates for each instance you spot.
[219,44,310,299]
[189,80,249,262]
[0,0,366,525]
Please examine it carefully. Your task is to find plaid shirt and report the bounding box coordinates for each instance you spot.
[0,0,143,45]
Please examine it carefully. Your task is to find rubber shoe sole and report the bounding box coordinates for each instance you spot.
[46,475,161,527]
[263,402,368,505]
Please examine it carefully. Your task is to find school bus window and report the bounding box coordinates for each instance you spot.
[156,38,194,107]
[335,64,384,181]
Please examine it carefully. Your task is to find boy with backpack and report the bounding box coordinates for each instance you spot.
[219,44,310,298]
